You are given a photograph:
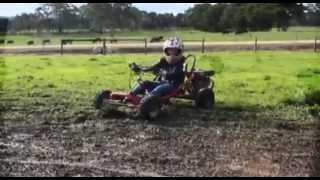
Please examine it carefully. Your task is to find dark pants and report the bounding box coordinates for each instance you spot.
[130,80,177,97]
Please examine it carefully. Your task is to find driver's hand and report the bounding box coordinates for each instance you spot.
[160,69,167,76]
[129,63,141,73]
[134,66,141,73]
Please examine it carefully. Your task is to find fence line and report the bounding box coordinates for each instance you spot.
[57,36,320,55]
[60,38,206,55]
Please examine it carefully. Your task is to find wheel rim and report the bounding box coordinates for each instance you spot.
[149,108,160,119]
[95,91,111,109]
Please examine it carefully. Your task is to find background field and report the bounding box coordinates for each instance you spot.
[1,26,320,46]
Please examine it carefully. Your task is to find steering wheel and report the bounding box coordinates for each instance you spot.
[128,63,144,89]
[184,54,197,76]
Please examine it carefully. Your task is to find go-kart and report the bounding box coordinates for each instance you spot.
[94,54,215,119]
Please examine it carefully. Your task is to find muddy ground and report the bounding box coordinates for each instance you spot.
[0,94,319,177]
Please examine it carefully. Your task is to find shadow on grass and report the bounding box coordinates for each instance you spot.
[139,102,297,130]
[97,96,317,131]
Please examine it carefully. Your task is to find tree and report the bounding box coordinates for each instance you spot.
[86,3,113,33]
[124,6,142,30]
[185,3,211,31]
[112,3,132,29]
[35,5,52,33]
[243,4,273,32]
[0,17,9,34]
[304,3,320,26]
[276,3,305,30]
[9,13,40,33]
[37,3,80,33]
[143,12,159,29]
[233,7,248,34]
[8,3,310,34]
[218,4,248,34]
[206,3,228,32]
[157,13,176,29]
[185,3,305,33]
[175,13,187,28]
[219,5,235,33]
[86,3,139,34]
[77,4,90,30]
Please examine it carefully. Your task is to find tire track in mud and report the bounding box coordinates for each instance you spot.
[0,159,166,177]
[0,113,317,176]
[311,112,320,176]
[0,97,319,176]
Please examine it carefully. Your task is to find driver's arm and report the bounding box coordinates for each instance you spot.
[141,58,165,73]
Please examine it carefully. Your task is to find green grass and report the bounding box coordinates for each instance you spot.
[1,51,319,127]
[1,51,320,109]
[1,26,320,46]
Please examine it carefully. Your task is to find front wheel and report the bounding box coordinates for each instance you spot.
[139,95,162,120]
[94,90,111,109]
[195,88,215,109]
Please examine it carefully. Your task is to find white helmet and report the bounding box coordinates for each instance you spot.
[163,37,183,56]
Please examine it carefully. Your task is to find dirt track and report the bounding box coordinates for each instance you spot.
[0,40,318,54]
[1,98,319,176]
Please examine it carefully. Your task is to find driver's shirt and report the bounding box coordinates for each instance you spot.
[143,56,185,87]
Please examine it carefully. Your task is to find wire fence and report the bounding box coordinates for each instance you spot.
[58,36,319,55]
[1,34,319,54]
[59,38,206,55]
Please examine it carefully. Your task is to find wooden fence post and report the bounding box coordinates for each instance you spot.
[202,38,205,53]
[144,38,147,54]
[254,37,258,52]
[103,39,106,55]
[314,36,317,53]
[60,40,64,55]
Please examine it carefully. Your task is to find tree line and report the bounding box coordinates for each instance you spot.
[4,3,320,34]
[0,17,9,35]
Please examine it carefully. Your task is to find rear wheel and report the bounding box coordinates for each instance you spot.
[139,95,162,120]
[94,90,111,109]
[195,88,215,109]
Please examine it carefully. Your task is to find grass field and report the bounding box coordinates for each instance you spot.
[1,51,320,115]
[1,26,320,46]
